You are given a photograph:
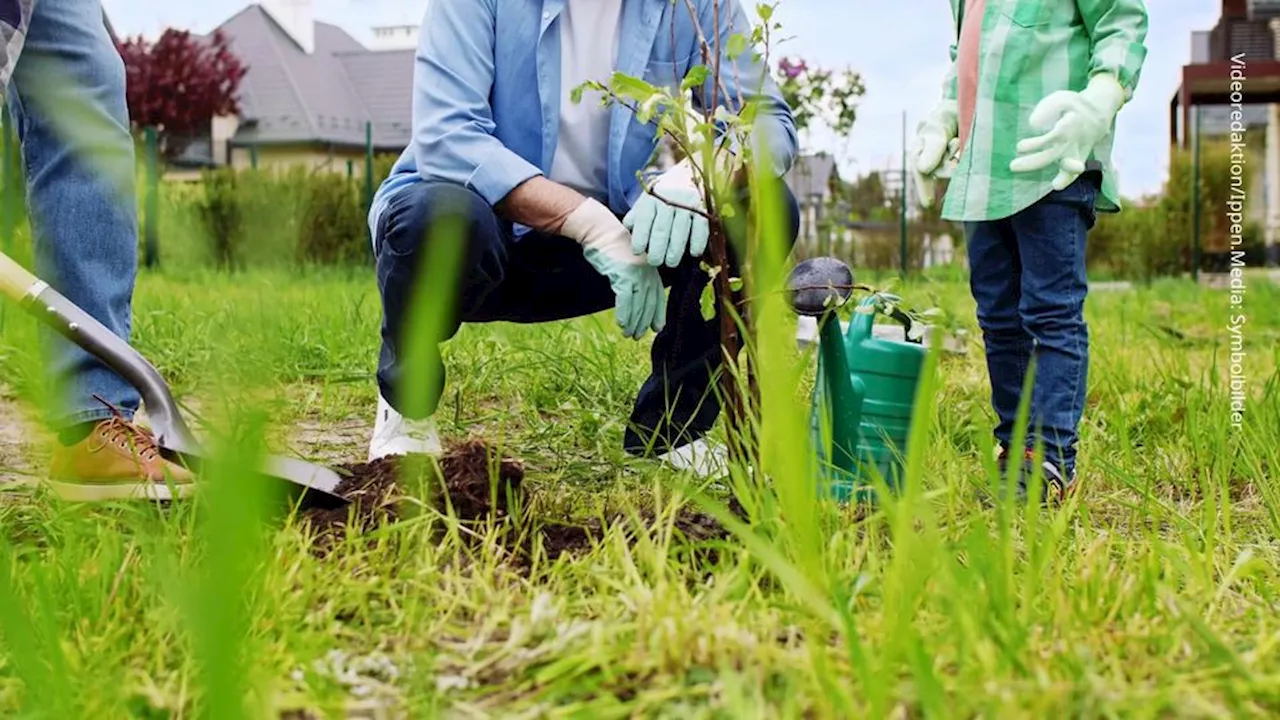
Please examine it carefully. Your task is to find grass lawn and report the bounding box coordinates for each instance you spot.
[0,265,1278,717]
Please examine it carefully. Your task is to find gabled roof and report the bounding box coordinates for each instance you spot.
[209,4,414,150]
[785,153,838,199]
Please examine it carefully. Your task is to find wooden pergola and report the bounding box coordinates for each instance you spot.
[1168,57,1280,273]
[1169,60,1280,148]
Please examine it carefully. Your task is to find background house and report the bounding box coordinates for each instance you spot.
[785,152,838,249]
[172,1,417,178]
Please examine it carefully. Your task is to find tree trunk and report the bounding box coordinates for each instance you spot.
[707,218,755,468]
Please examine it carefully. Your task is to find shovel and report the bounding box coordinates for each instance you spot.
[0,251,348,510]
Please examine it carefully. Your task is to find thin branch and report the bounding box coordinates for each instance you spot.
[642,180,713,220]
[669,9,680,92]
[712,0,722,114]
[681,0,735,117]
[595,87,715,220]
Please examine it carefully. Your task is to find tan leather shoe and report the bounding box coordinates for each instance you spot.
[47,416,195,501]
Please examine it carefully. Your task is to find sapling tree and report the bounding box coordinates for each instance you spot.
[573,1,788,463]
[577,1,946,464]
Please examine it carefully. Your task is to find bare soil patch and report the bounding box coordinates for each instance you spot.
[301,440,746,565]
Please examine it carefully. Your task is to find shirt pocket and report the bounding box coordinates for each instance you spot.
[991,3,1050,102]
[642,59,685,94]
[1003,1,1050,29]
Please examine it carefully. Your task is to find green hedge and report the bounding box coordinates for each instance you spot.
[155,155,402,271]
[1088,139,1269,280]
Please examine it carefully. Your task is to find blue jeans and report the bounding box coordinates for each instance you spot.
[965,173,1099,476]
[6,0,139,429]
[373,181,800,455]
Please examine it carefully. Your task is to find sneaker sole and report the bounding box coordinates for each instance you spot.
[46,479,195,502]
[367,441,443,463]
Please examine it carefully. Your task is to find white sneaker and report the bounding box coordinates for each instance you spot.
[658,439,730,479]
[367,394,442,462]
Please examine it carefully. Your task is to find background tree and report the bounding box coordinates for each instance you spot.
[775,56,864,142]
[843,171,886,221]
[116,29,248,163]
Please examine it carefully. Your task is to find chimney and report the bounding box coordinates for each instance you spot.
[261,0,314,53]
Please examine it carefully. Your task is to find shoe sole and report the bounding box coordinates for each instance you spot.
[367,442,443,463]
[46,479,195,502]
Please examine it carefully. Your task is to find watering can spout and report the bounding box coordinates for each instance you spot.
[787,259,865,476]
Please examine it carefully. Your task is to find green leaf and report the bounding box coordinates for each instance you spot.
[700,282,716,321]
[609,72,661,104]
[682,65,710,91]
[569,84,585,104]
[726,33,749,59]
[757,3,774,22]
[729,277,744,292]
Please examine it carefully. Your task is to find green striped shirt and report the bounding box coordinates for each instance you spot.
[939,0,1149,222]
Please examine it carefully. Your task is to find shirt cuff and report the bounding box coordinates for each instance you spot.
[467,146,543,206]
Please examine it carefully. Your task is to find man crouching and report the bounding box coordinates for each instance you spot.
[366,0,800,474]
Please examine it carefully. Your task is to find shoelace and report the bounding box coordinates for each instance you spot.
[92,395,161,462]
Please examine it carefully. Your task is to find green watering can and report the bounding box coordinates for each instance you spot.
[787,258,927,503]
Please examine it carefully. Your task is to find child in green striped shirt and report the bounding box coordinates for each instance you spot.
[912,0,1149,503]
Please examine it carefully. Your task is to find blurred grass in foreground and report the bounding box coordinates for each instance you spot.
[0,239,1277,715]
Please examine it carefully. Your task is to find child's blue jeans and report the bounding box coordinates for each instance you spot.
[964,172,1100,476]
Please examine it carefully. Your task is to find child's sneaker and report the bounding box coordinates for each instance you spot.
[995,446,1078,506]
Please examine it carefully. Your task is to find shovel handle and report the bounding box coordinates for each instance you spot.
[0,251,201,454]
[0,251,42,304]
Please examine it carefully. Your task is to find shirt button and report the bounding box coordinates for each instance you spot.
[543,11,550,18]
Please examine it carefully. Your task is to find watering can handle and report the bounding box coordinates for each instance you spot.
[849,296,920,344]
[886,306,919,343]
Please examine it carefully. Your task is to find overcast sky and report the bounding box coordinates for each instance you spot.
[102,0,1222,199]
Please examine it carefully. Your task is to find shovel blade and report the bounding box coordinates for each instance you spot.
[156,441,350,511]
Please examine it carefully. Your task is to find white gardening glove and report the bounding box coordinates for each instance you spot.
[910,99,960,209]
[624,159,710,268]
[561,199,666,339]
[1010,74,1126,191]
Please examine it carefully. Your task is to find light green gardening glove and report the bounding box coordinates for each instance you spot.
[561,198,666,339]
[910,99,960,209]
[624,159,710,268]
[1010,74,1126,191]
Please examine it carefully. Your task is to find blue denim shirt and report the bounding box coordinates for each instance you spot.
[370,0,797,236]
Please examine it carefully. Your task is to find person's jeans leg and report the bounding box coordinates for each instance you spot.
[966,218,1032,453]
[7,0,140,432]
[375,181,637,421]
[374,181,512,420]
[1009,174,1098,476]
[624,183,802,455]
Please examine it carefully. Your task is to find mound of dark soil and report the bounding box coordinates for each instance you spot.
[436,439,524,520]
[302,439,746,565]
[301,456,402,555]
[301,440,523,555]
[525,497,749,565]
